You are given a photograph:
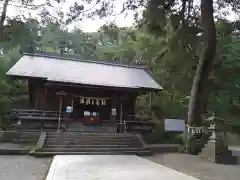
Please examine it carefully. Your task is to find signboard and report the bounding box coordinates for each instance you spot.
[164,119,185,132]
[111,108,117,116]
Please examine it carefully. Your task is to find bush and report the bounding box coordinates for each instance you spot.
[143,123,184,144]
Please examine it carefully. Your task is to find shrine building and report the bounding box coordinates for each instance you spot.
[6,53,162,127]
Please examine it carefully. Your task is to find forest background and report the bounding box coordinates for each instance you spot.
[0,0,240,145]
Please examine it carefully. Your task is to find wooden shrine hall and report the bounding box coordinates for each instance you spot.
[6,53,162,132]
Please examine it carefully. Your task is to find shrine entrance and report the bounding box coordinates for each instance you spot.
[72,96,112,125]
[39,81,138,128]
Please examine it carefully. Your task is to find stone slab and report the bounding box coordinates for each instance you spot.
[46,155,199,180]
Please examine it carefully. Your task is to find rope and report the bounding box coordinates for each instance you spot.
[186,124,203,134]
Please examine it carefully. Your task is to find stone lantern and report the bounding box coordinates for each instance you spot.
[199,114,238,164]
[207,114,224,143]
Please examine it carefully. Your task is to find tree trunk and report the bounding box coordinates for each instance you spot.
[187,0,216,126]
[0,0,10,41]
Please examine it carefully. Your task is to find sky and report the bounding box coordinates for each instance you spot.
[71,13,136,32]
[4,0,136,32]
[2,0,239,32]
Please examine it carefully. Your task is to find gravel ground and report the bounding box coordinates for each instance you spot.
[146,153,240,180]
[0,155,52,180]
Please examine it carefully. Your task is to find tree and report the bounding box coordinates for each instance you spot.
[0,0,10,40]
[83,0,237,124]
[188,0,216,126]
[0,0,63,41]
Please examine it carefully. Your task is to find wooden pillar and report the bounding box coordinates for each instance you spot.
[120,97,123,124]
[42,83,47,110]
[132,97,136,121]
[149,92,152,110]
[35,85,40,109]
[28,80,33,107]
[34,81,47,110]
[128,93,137,121]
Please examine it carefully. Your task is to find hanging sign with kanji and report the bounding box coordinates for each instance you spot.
[77,96,108,106]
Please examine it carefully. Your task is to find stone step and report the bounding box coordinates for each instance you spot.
[67,128,112,131]
[45,139,140,144]
[67,129,114,131]
[10,132,40,137]
[32,150,153,157]
[67,128,113,131]
[44,139,140,143]
[44,139,140,144]
[47,134,136,139]
[46,133,135,137]
[37,147,148,152]
[43,144,134,148]
[67,130,114,133]
[9,132,40,141]
[45,137,138,142]
[68,126,112,128]
[46,136,138,142]
[12,135,39,138]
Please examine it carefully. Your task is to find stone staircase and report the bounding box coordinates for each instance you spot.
[67,121,114,133]
[32,132,152,156]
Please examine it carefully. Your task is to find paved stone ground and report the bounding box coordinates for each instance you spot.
[0,155,52,180]
[146,153,240,180]
[46,155,199,180]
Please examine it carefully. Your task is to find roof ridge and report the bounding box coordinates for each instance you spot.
[24,53,145,70]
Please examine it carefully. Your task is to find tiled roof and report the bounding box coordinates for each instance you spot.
[6,53,163,90]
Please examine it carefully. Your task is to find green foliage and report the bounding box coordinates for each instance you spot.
[144,123,184,144]
[0,48,28,124]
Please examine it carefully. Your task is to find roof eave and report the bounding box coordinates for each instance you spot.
[6,73,47,81]
[23,53,146,69]
[6,74,163,92]
[46,80,163,92]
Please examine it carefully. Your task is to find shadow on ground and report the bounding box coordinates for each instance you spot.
[146,153,240,180]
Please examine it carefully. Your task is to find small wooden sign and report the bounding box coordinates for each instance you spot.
[56,91,67,96]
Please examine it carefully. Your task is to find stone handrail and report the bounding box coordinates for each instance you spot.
[33,132,46,151]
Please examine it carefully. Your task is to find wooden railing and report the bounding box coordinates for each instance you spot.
[12,109,69,121]
[11,109,70,131]
[9,109,157,133]
[116,114,157,133]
